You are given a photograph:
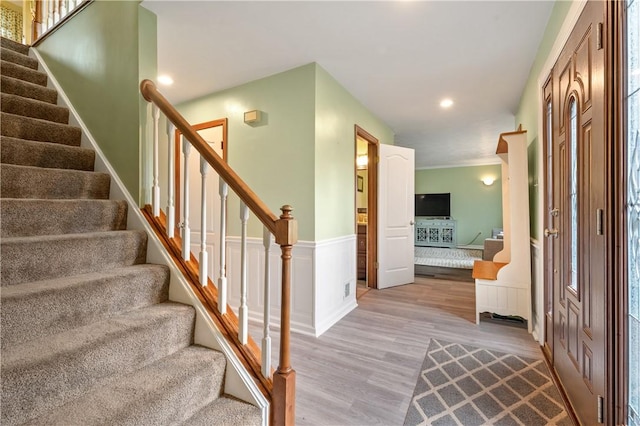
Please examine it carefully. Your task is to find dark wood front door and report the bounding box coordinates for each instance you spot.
[546,1,607,423]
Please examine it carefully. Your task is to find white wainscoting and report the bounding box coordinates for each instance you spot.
[225,234,357,337]
[530,239,544,344]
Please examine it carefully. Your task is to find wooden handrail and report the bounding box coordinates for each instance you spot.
[140,79,280,236]
[141,79,297,425]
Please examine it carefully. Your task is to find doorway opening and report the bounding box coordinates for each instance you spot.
[355,125,379,296]
[174,118,228,282]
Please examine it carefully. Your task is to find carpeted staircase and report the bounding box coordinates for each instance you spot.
[0,37,261,425]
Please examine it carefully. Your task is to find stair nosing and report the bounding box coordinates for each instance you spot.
[0,162,108,178]
[1,302,195,365]
[0,264,168,296]
[1,74,58,104]
[1,47,39,70]
[0,229,146,245]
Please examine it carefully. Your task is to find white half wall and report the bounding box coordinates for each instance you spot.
[225,234,357,337]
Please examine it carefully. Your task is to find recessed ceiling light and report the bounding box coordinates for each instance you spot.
[440,98,454,108]
[158,75,174,86]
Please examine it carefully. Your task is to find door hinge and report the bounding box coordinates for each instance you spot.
[596,22,603,50]
[596,208,604,235]
[597,395,604,423]
[374,262,379,269]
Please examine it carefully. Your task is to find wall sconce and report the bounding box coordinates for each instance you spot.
[356,155,368,169]
[244,110,262,124]
[482,177,495,186]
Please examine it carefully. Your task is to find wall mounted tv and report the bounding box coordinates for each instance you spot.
[415,193,451,217]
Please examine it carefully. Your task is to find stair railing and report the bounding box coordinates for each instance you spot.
[31,0,90,43]
[140,79,296,426]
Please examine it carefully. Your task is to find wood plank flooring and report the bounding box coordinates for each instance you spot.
[253,275,541,425]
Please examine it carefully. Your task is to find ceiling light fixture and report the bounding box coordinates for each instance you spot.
[158,75,174,86]
[440,98,454,108]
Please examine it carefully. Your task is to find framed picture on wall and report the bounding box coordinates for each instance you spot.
[357,175,364,192]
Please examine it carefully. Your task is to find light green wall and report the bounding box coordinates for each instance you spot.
[515,0,572,239]
[176,63,394,242]
[314,64,394,240]
[36,1,156,203]
[176,64,316,241]
[415,165,503,246]
[138,6,158,206]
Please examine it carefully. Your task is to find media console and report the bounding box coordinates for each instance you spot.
[414,218,456,248]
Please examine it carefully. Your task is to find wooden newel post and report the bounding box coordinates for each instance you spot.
[273,205,297,426]
[32,0,44,41]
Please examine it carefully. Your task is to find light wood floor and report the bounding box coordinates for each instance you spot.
[257,275,541,425]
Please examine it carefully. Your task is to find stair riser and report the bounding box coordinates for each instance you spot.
[0,164,110,200]
[1,304,196,426]
[1,75,58,104]
[1,265,170,348]
[23,347,228,426]
[1,61,47,86]
[187,397,263,426]
[0,137,95,171]
[1,93,69,123]
[1,47,39,70]
[0,199,126,238]
[1,112,81,146]
[0,38,29,55]
[0,231,148,286]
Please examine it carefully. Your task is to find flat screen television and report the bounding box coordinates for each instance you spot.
[415,193,451,217]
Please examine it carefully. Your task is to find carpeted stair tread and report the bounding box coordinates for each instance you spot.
[1,264,170,349]
[23,346,227,426]
[1,92,69,123]
[0,163,110,199]
[1,46,38,70]
[0,230,148,286]
[0,136,95,171]
[0,198,126,237]
[185,396,263,426]
[1,75,58,104]
[1,60,47,86]
[1,302,196,426]
[1,112,81,145]
[0,38,259,426]
[0,37,29,55]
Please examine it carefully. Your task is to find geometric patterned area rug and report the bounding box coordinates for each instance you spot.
[404,339,571,426]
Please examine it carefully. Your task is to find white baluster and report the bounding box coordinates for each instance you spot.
[181,136,191,261]
[166,122,176,238]
[199,157,209,287]
[68,0,76,11]
[218,180,228,314]
[151,104,160,217]
[46,1,54,30]
[262,228,272,377]
[60,1,68,20]
[239,202,249,345]
[52,0,60,24]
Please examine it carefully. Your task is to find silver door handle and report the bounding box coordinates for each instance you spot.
[410,220,415,225]
[544,228,559,238]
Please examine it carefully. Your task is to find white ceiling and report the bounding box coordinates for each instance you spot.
[141,1,554,169]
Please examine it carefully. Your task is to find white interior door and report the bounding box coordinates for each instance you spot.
[377,144,415,289]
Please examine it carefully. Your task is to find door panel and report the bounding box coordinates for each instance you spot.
[547,1,607,423]
[377,144,414,289]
